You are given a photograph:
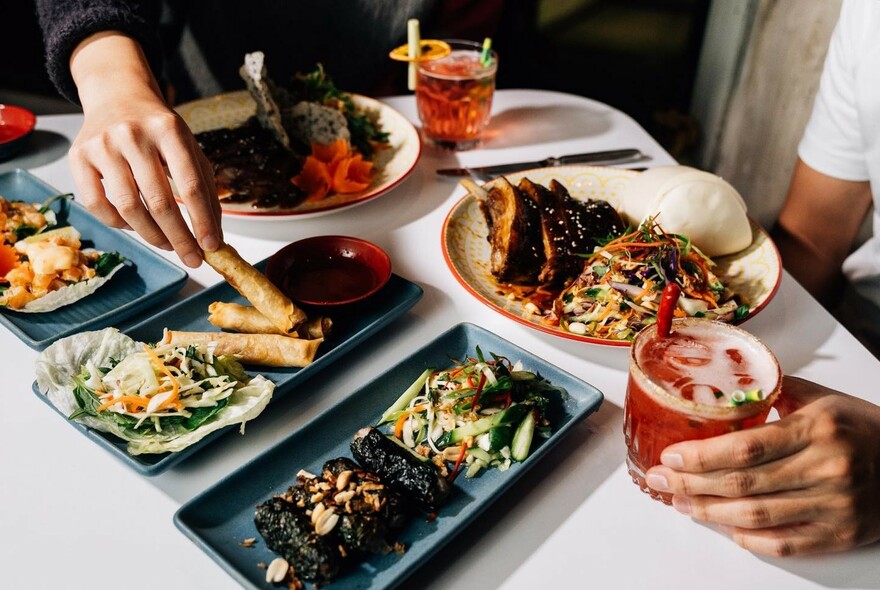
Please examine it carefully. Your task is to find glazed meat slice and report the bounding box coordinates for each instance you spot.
[517,177,572,286]
[549,180,626,258]
[195,117,306,209]
[478,177,545,284]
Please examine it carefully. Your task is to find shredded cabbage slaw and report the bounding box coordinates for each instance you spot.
[549,219,746,341]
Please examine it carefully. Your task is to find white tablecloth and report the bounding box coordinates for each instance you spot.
[2,90,879,590]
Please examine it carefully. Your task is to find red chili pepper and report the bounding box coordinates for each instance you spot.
[657,282,681,337]
[448,440,470,483]
[469,372,487,412]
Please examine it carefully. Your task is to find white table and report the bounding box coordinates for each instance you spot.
[3,90,879,590]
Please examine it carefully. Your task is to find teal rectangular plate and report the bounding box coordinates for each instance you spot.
[174,322,604,590]
[0,169,188,349]
[32,269,423,475]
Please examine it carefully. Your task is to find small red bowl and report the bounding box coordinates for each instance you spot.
[266,236,392,306]
[0,104,36,160]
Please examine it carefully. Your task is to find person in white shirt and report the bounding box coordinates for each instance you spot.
[646,0,880,556]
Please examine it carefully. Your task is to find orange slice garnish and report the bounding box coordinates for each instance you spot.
[388,39,451,63]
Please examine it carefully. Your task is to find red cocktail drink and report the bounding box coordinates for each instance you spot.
[415,40,497,150]
[624,318,781,503]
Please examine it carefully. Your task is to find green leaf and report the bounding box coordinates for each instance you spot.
[94,252,124,277]
[38,193,73,214]
[13,225,38,241]
[734,304,750,320]
[184,398,229,430]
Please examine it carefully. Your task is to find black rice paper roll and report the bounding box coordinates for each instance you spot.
[350,427,451,511]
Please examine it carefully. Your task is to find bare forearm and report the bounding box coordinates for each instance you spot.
[772,159,872,305]
[71,32,163,111]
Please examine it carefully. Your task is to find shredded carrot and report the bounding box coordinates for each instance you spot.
[393,412,409,439]
[0,242,19,277]
[143,344,180,410]
[97,395,150,413]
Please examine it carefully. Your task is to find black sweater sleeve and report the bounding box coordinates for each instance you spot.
[34,0,163,103]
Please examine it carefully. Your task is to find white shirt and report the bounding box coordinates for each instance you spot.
[799,0,880,304]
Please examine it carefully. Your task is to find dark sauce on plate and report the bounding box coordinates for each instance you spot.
[195,117,306,209]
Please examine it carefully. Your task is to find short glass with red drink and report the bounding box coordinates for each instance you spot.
[415,39,498,150]
[624,318,782,504]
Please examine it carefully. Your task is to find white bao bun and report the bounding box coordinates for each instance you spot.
[616,165,752,257]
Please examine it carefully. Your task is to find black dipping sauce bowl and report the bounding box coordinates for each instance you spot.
[266,236,392,307]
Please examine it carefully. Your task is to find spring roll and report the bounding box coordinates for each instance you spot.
[208,301,289,335]
[163,330,322,367]
[208,302,332,340]
[305,316,333,340]
[203,243,306,333]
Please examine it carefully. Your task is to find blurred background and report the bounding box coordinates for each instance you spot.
[1,0,842,228]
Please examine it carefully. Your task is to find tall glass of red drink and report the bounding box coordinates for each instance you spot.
[624,318,782,503]
[415,40,498,150]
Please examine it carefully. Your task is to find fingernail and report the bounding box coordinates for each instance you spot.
[645,473,669,492]
[661,452,684,469]
[672,496,691,515]
[122,224,133,231]
[183,252,202,268]
[200,234,220,251]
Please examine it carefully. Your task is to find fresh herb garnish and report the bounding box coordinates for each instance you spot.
[288,64,389,158]
[94,252,124,277]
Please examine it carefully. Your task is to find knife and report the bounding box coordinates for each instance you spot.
[436,148,647,179]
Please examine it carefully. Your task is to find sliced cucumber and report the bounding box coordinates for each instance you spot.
[466,446,493,464]
[444,411,505,444]
[377,368,433,425]
[488,425,514,451]
[511,411,536,462]
[499,403,530,425]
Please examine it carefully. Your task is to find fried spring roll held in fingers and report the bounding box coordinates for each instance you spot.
[203,243,307,333]
[208,302,333,339]
[163,330,321,367]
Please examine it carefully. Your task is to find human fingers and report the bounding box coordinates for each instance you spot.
[657,417,811,474]
[118,134,204,267]
[671,491,825,529]
[194,147,223,243]
[720,521,857,557]
[90,149,173,251]
[160,125,222,253]
[68,153,129,229]
[647,448,817,498]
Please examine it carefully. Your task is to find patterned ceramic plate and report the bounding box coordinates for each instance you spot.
[175,90,421,219]
[441,165,782,347]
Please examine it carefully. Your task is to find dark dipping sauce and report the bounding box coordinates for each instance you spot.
[285,255,381,304]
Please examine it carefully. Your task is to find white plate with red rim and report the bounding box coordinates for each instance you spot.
[175,90,421,219]
[441,165,783,347]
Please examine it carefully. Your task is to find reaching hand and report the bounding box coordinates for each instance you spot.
[645,375,880,556]
[69,32,222,268]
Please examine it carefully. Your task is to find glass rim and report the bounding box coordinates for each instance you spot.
[628,317,782,420]
[418,38,498,75]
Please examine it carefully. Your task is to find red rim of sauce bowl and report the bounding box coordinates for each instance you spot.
[266,236,392,307]
[0,105,36,160]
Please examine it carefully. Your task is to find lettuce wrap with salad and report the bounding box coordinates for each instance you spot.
[35,328,274,455]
